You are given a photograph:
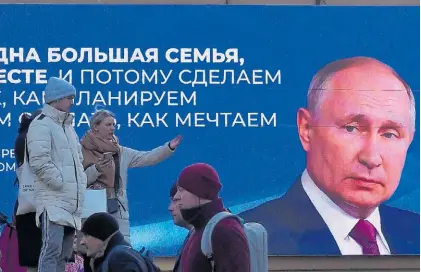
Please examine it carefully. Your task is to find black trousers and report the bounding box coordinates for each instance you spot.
[83,254,93,272]
[15,212,42,267]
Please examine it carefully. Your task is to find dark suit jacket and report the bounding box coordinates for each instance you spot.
[238,179,420,255]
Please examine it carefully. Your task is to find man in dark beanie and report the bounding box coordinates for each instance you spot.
[173,163,250,272]
[80,212,160,272]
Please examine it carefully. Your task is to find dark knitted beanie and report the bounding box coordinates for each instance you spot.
[170,182,178,198]
[177,163,222,200]
[81,212,119,241]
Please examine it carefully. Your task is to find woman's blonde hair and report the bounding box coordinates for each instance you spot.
[89,109,115,128]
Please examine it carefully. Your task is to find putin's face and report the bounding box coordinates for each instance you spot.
[298,65,414,214]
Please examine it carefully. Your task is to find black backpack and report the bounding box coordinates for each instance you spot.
[101,245,161,272]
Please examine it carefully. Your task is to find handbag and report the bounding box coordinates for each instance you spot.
[0,224,26,272]
[107,198,119,214]
[81,189,107,219]
[15,139,36,215]
[107,153,122,214]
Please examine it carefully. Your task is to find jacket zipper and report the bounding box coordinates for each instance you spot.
[62,116,80,219]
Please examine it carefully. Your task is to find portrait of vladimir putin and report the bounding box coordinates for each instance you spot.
[239,56,419,255]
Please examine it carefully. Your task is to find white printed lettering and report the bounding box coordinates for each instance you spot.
[96,70,112,84]
[76,91,91,106]
[109,48,129,63]
[78,48,93,63]
[81,70,94,84]
[0,113,11,127]
[175,113,277,127]
[59,70,73,84]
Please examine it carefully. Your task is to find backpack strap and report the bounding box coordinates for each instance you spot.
[15,137,30,187]
[201,211,244,271]
[13,177,19,187]
[24,137,29,164]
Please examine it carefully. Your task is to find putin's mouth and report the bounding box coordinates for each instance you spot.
[348,176,382,186]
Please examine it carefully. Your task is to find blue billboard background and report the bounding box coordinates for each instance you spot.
[0,5,419,256]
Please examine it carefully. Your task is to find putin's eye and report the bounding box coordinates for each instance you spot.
[344,125,358,133]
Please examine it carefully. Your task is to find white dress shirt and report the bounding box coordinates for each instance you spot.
[301,169,391,255]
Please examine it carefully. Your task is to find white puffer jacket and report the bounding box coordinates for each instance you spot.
[27,104,87,230]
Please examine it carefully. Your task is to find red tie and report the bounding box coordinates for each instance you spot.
[349,219,380,255]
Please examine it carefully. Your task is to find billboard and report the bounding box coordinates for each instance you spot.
[0,5,418,256]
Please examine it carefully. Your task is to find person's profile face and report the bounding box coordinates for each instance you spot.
[93,116,116,140]
[55,95,74,112]
[173,186,200,210]
[301,66,414,210]
[80,234,103,257]
[168,197,186,227]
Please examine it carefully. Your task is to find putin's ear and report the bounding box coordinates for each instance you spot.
[297,108,312,152]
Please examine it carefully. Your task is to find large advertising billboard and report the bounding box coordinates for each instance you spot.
[0,5,418,256]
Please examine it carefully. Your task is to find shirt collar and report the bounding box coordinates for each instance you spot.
[301,169,389,248]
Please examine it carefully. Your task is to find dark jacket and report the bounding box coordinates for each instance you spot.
[173,230,192,272]
[238,179,420,255]
[14,112,42,267]
[180,198,250,272]
[15,113,34,166]
[92,232,148,272]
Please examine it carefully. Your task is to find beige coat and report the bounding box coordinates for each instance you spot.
[85,143,174,242]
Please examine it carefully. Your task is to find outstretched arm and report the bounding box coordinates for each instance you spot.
[126,135,182,168]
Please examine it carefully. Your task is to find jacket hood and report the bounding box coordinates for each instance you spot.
[18,114,32,133]
[18,109,42,133]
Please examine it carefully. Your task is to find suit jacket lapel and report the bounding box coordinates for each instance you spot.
[285,179,341,255]
[379,205,417,255]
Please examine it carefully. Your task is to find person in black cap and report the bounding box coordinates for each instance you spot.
[80,212,160,272]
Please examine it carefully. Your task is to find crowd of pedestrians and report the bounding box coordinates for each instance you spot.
[8,77,260,272]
